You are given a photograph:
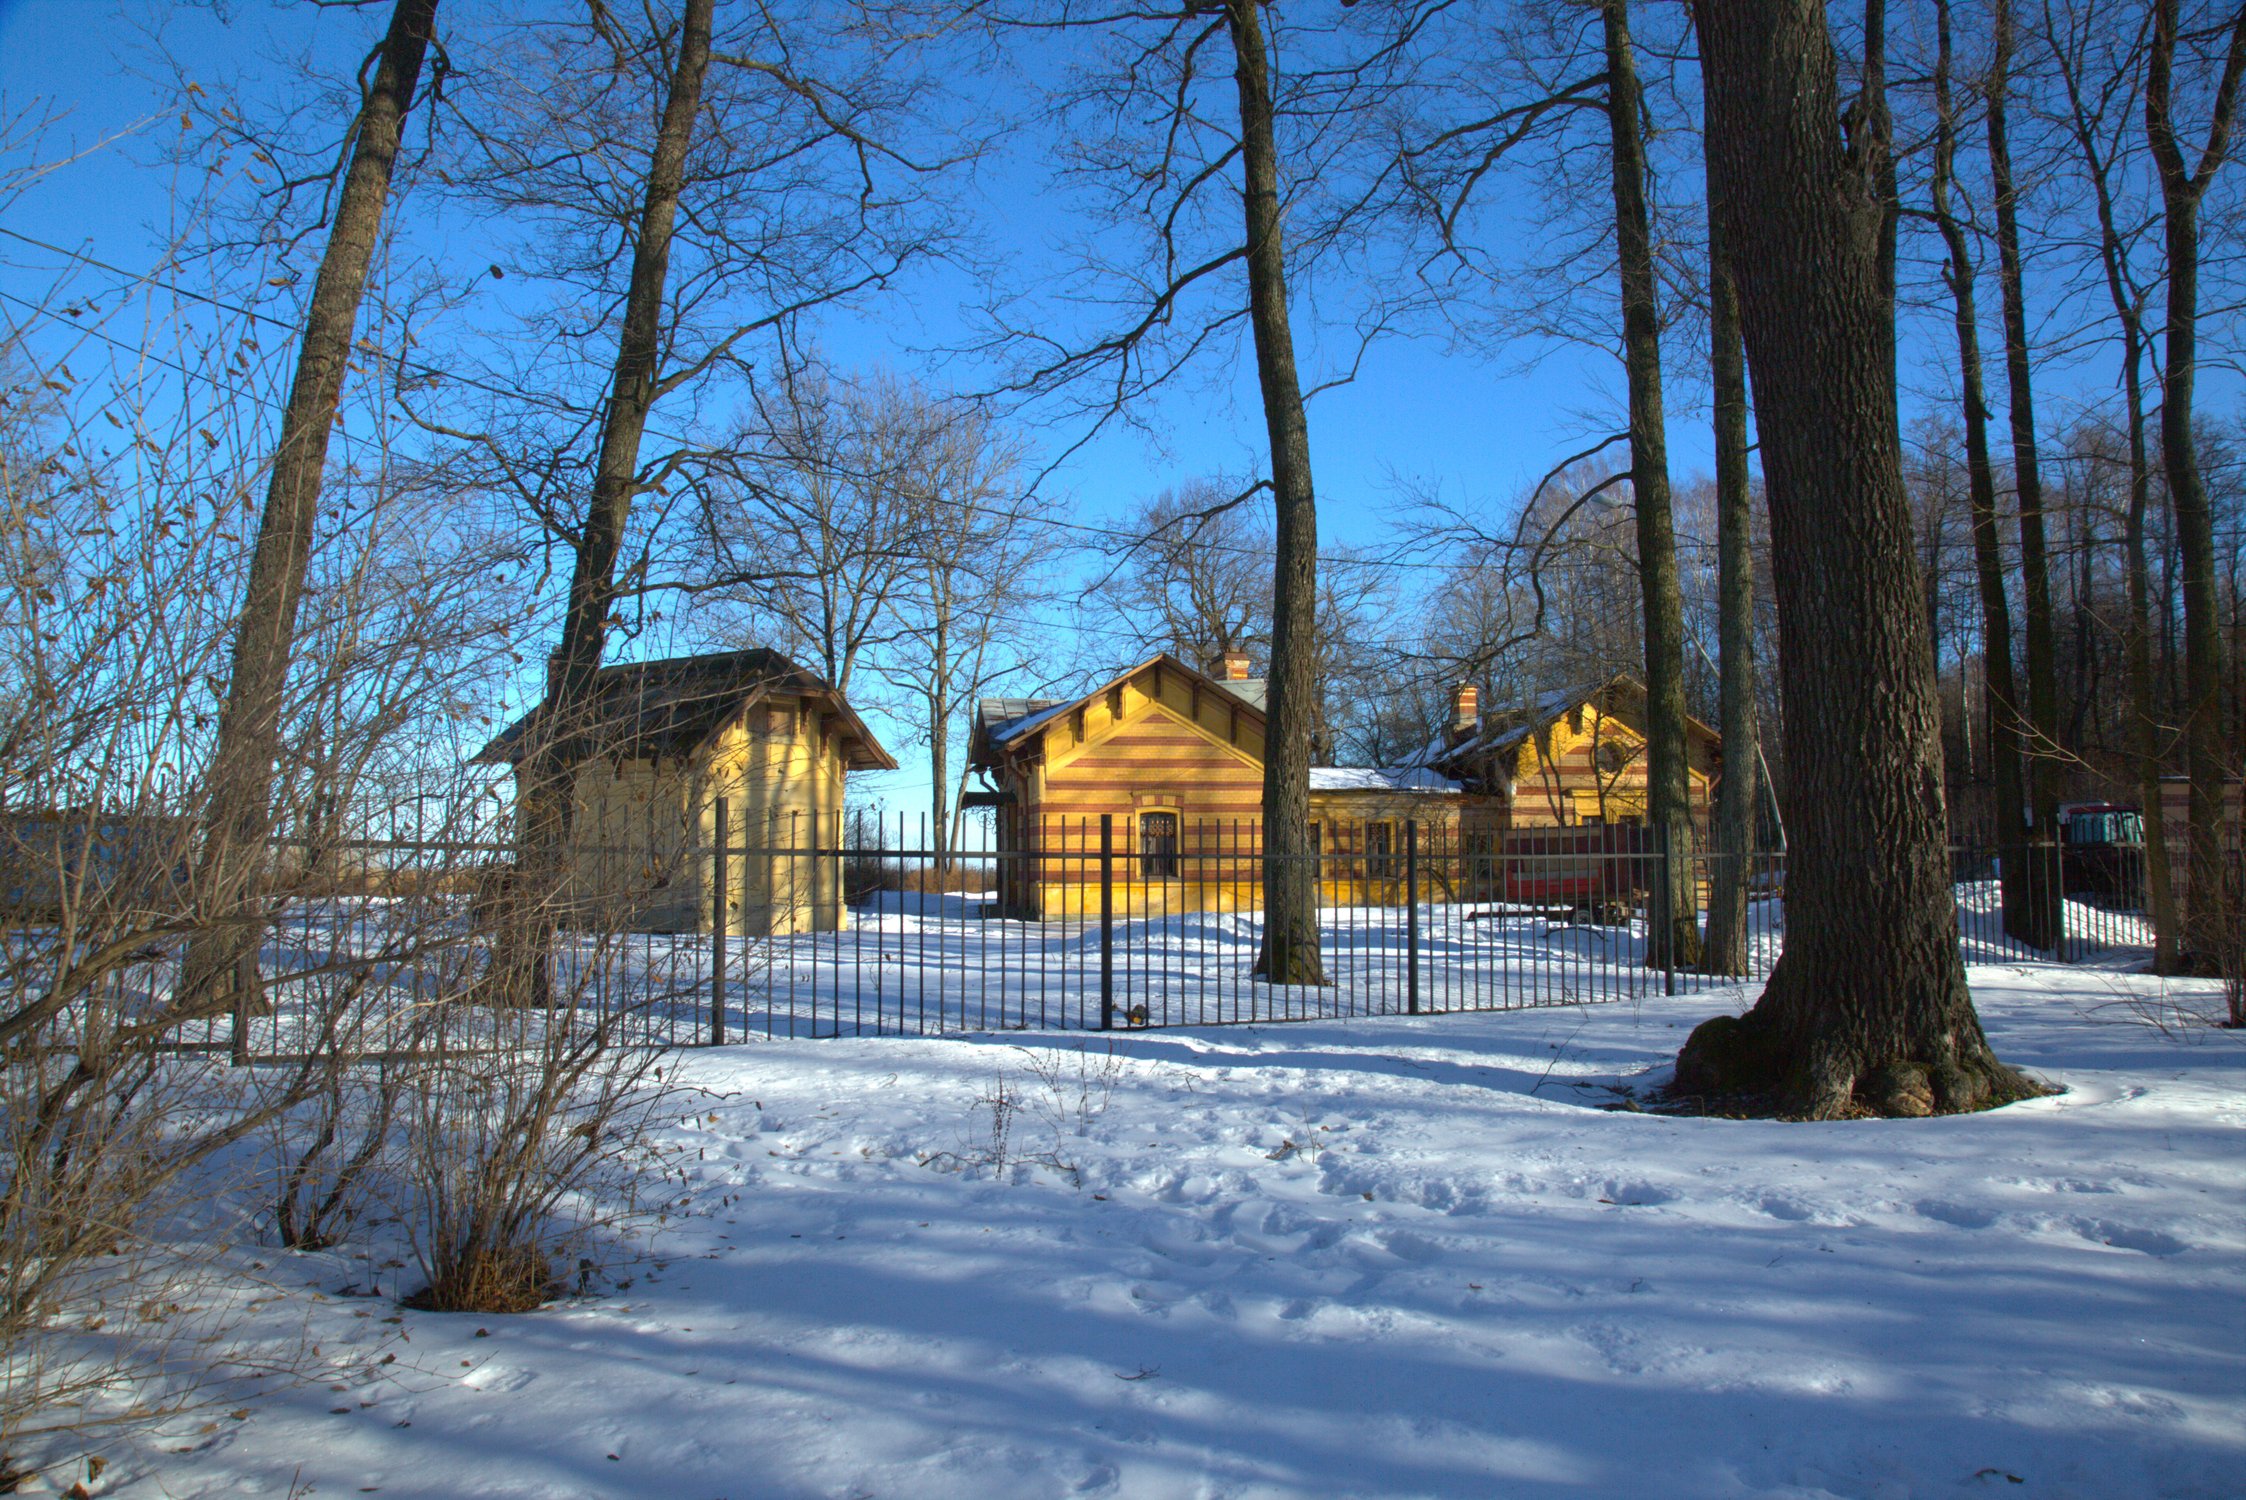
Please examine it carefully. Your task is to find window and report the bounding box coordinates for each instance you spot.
[1365,820,1397,879]
[1309,822,1323,882]
[1140,811,1180,879]
[1466,829,1496,887]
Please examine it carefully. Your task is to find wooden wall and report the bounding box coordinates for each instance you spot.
[999,663,1267,917]
[553,690,851,936]
[1502,701,1716,833]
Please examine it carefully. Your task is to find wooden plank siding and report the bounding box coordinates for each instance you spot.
[1006,662,1268,918]
[549,691,851,936]
[1500,702,1718,833]
[977,658,1721,920]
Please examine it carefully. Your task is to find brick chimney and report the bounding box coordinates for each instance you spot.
[1452,681,1479,733]
[1219,649,1253,681]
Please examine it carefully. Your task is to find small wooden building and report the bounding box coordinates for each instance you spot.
[1422,675,1721,832]
[967,652,1492,918]
[478,648,895,935]
[967,660,1724,920]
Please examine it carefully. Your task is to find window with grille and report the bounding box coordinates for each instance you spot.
[1140,811,1180,878]
[1365,820,1397,879]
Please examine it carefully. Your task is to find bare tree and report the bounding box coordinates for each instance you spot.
[1923,0,2039,943]
[182,0,441,1018]
[439,0,951,998]
[1600,0,1701,968]
[983,0,1455,984]
[1699,203,1759,975]
[1677,0,2033,1117]
[873,384,1048,867]
[696,361,929,701]
[2144,0,2246,979]
[2044,0,2183,970]
[1099,482,1273,673]
[1985,0,2067,947]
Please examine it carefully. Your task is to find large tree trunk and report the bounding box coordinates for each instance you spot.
[2145,0,2246,984]
[180,0,440,1019]
[1227,0,1324,986]
[1986,0,2065,950]
[1929,0,2033,945]
[497,0,715,1003]
[1601,0,1702,972]
[1677,0,2034,1118]
[1700,206,1758,978]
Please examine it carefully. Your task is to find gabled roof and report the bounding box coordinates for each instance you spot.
[1422,673,1718,774]
[1309,766,1462,794]
[970,652,1267,766]
[476,647,897,771]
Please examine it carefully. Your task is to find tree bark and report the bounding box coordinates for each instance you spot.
[1601,0,1702,971]
[1226,0,1324,986]
[180,0,440,1017]
[2145,0,2246,980]
[498,0,715,1002]
[1677,0,2034,1118]
[1700,205,1757,978]
[1986,0,2064,950]
[1928,0,2033,942]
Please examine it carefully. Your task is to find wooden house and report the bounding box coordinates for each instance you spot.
[1421,675,1721,832]
[966,659,1723,920]
[966,651,1491,918]
[478,648,895,935]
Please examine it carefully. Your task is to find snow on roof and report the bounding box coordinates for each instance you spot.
[986,700,1072,744]
[1309,766,1463,794]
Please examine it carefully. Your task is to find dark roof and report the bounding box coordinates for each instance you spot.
[1421,673,1718,774]
[977,696,1063,735]
[476,647,897,771]
[970,653,1267,766]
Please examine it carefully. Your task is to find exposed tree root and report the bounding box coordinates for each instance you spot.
[1671,1010,2049,1120]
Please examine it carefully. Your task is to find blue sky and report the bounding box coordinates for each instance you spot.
[1,0,2231,827]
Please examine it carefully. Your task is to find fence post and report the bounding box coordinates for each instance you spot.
[1099,813,1115,1031]
[1660,824,1677,997]
[711,795,728,1047]
[1405,819,1421,1015]
[230,947,253,1067]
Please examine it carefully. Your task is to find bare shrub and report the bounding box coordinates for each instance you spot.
[395,908,694,1314]
[922,1042,1123,1186]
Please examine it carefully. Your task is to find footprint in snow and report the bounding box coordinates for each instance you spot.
[1378,1228,1443,1263]
[2079,1220,2187,1257]
[1915,1199,2001,1229]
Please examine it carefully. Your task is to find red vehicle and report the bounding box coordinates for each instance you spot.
[1494,825,1649,923]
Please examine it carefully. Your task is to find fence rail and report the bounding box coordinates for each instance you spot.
[19,810,2178,1057]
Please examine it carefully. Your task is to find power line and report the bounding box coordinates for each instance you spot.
[3,227,1693,575]
[0,286,402,470]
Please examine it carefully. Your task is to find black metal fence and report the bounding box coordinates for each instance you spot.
[697,810,2159,1042]
[65,810,2171,1057]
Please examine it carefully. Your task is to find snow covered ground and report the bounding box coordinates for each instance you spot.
[53,957,2246,1500]
[201,877,2145,1053]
